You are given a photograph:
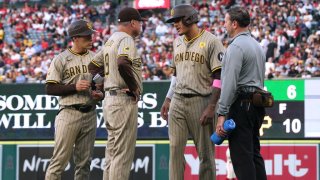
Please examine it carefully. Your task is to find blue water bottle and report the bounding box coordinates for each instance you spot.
[210,119,236,145]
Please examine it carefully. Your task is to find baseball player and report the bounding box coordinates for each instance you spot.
[160,4,225,180]
[45,19,103,180]
[88,7,143,180]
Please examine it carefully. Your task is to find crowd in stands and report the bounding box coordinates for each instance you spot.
[0,0,319,83]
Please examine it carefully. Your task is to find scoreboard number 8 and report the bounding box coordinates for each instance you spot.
[283,118,301,133]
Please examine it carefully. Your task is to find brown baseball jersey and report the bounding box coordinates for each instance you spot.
[91,32,142,92]
[168,29,225,180]
[91,31,142,180]
[45,48,97,180]
[172,29,224,95]
[46,49,96,106]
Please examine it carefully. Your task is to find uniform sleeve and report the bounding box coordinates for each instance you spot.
[217,44,243,115]
[46,55,63,84]
[171,38,179,74]
[117,37,135,61]
[209,38,224,73]
[91,49,104,67]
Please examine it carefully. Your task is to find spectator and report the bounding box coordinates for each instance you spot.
[155,21,169,36]
[266,36,278,61]
[287,64,299,77]
[265,57,275,78]
[15,70,27,83]
[0,23,4,44]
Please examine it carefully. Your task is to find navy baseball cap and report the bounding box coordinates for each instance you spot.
[117,7,147,23]
[68,19,96,37]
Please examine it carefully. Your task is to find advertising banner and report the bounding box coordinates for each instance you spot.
[1,79,320,140]
[17,145,154,180]
[134,0,170,9]
[184,144,318,180]
[0,82,169,140]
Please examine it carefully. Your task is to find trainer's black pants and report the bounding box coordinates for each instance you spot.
[227,95,267,180]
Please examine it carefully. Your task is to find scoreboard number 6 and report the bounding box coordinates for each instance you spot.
[287,85,297,99]
[283,118,301,133]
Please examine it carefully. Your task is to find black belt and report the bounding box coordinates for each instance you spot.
[238,86,258,94]
[106,90,135,97]
[237,86,259,100]
[178,93,210,98]
[64,104,94,113]
[179,94,198,98]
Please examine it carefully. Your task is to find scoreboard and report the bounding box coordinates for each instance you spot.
[260,79,320,139]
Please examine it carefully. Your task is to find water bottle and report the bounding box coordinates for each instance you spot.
[210,119,236,145]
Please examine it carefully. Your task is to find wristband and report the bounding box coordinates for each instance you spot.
[212,79,221,88]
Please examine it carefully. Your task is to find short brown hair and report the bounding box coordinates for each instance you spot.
[227,6,250,27]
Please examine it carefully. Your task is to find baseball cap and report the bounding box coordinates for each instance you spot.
[67,19,96,37]
[117,7,146,23]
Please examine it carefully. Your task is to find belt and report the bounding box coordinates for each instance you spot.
[237,86,258,94]
[179,94,198,98]
[105,89,135,97]
[177,93,210,98]
[63,104,94,113]
[237,86,260,101]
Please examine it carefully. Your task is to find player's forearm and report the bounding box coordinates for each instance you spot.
[46,83,77,96]
[208,86,221,108]
[208,70,221,108]
[117,56,138,92]
[166,75,176,99]
[88,62,104,76]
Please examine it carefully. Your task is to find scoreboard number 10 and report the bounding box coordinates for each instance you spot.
[283,118,302,133]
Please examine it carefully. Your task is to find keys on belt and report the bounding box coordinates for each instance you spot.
[237,87,256,111]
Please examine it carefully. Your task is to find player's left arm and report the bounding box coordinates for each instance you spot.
[200,37,224,126]
[199,69,221,126]
[117,37,140,103]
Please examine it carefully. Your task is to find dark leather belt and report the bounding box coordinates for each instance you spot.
[178,93,210,98]
[179,94,198,98]
[238,86,258,94]
[106,90,135,97]
[237,86,258,100]
[65,104,94,113]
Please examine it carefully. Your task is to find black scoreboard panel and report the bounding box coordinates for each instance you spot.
[261,101,304,139]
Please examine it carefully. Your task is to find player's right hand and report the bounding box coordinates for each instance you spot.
[91,90,104,100]
[76,80,90,92]
[160,97,171,121]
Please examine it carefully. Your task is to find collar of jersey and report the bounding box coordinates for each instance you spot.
[183,29,205,43]
[68,48,89,56]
